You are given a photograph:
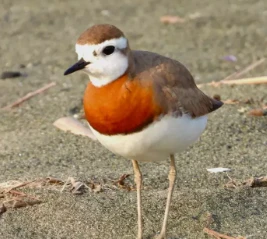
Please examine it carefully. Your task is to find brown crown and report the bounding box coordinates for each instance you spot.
[77,24,125,45]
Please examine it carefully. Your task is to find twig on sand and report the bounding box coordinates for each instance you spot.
[197,58,266,88]
[203,212,246,239]
[2,180,37,193]
[1,184,42,212]
[222,58,265,81]
[113,174,135,191]
[225,176,267,189]
[219,76,267,85]
[3,197,41,209]
[203,227,246,239]
[160,15,186,24]
[197,76,267,88]
[242,176,267,187]
[8,189,40,201]
[248,106,267,116]
[1,82,56,110]
[223,99,240,105]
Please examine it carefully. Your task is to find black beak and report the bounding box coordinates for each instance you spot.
[64,58,90,75]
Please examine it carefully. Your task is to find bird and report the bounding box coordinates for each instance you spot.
[64,24,223,239]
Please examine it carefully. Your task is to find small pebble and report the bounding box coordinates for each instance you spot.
[222,55,237,62]
[69,106,82,115]
[1,71,22,79]
[213,94,221,101]
[101,10,110,16]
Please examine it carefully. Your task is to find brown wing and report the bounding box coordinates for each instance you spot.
[131,50,223,118]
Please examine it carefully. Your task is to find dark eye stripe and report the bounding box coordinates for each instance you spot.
[102,46,115,55]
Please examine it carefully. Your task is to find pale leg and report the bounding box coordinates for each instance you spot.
[157,154,177,239]
[132,159,143,239]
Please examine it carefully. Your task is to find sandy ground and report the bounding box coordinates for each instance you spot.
[0,0,267,238]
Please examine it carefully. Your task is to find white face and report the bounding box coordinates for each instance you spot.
[75,37,129,87]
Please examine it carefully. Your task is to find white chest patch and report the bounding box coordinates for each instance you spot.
[89,114,208,162]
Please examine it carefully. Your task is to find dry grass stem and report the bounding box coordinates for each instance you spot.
[222,58,265,81]
[1,82,56,110]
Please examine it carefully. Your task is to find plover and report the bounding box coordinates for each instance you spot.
[64,24,223,239]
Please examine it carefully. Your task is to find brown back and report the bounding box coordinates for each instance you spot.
[130,50,223,118]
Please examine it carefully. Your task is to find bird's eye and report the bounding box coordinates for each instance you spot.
[102,46,115,55]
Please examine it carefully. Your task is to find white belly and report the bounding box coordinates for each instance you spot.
[90,114,208,162]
